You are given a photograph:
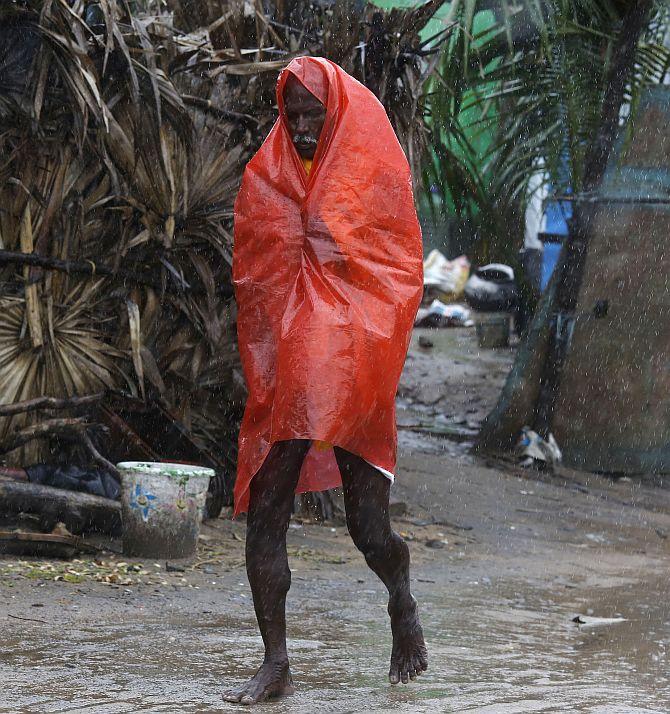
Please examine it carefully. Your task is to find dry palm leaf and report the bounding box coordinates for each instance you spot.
[0,0,446,505]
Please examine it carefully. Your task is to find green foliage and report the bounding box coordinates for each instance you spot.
[423,0,670,263]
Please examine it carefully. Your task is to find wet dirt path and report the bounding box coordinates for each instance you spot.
[3,440,670,714]
[2,329,670,712]
[2,559,669,713]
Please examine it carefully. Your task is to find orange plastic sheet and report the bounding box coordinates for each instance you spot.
[232,57,423,515]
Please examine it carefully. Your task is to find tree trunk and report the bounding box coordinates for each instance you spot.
[476,269,558,451]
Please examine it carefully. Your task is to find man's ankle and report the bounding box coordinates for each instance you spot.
[263,653,289,667]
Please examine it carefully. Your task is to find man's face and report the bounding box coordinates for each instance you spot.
[283,75,326,160]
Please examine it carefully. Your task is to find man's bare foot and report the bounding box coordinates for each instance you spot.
[388,596,428,684]
[223,659,295,705]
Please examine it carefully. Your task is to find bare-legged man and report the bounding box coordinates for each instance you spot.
[229,56,426,704]
[223,441,427,705]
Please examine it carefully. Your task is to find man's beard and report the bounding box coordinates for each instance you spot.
[293,134,317,146]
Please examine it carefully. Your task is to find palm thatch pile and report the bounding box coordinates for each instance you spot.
[0,0,446,512]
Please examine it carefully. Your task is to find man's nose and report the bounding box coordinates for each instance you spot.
[295,113,310,133]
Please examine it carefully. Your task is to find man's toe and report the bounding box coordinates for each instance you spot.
[222,688,244,703]
[400,667,410,684]
[389,664,400,685]
[412,653,426,673]
[240,688,262,705]
[240,681,270,705]
[418,652,428,671]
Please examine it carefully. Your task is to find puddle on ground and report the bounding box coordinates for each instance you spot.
[1,575,668,713]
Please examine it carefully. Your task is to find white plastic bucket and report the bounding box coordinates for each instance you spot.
[117,461,214,559]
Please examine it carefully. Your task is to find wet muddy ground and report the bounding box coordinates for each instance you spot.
[2,328,670,713]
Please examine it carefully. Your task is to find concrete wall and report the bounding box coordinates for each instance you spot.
[553,86,670,473]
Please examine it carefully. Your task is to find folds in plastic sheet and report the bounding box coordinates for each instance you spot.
[232,57,423,515]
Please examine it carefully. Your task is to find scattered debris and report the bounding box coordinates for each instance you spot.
[165,562,186,573]
[0,541,238,588]
[415,300,474,328]
[425,539,448,549]
[400,420,479,442]
[409,517,473,531]
[464,264,518,313]
[21,464,119,500]
[7,614,48,625]
[517,427,562,467]
[0,479,121,536]
[573,615,628,627]
[422,251,470,302]
[0,558,148,587]
[0,525,97,560]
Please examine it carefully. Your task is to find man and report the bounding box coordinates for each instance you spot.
[225,56,426,705]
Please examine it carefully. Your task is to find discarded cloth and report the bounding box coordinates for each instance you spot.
[25,463,120,500]
[517,427,562,467]
[415,300,473,328]
[233,57,423,515]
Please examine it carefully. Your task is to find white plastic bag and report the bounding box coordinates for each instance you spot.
[423,250,470,300]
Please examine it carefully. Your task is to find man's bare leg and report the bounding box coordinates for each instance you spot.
[334,447,428,684]
[223,439,310,705]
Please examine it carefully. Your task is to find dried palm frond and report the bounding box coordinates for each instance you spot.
[0,0,242,470]
[177,0,447,180]
[0,0,446,508]
[0,284,125,463]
